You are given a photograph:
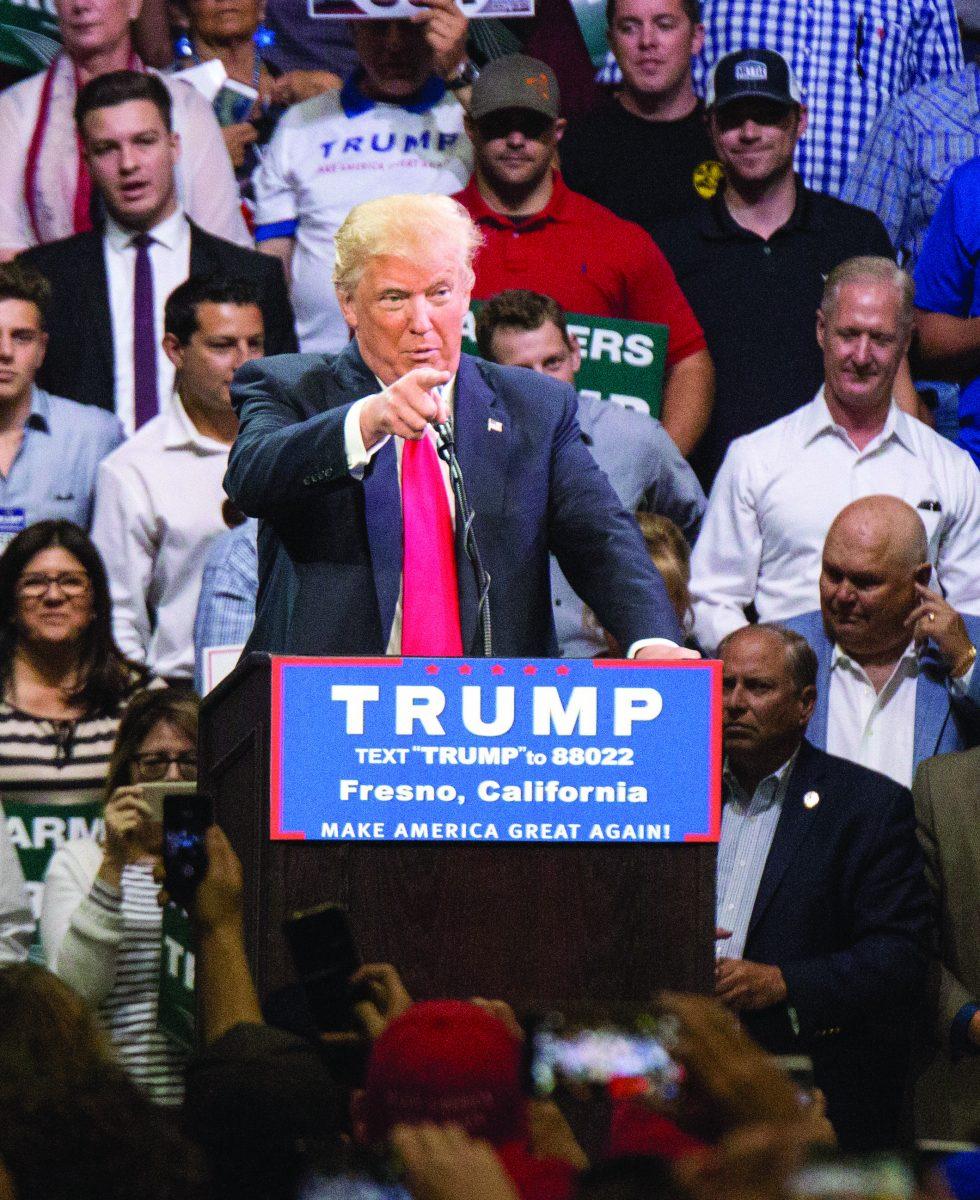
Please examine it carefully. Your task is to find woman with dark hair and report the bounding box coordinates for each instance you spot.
[41,687,200,1105]
[0,963,209,1200]
[0,520,150,794]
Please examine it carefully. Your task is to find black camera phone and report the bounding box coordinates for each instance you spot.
[282,902,363,1033]
[162,790,213,910]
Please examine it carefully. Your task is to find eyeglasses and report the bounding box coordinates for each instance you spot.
[131,751,198,781]
[16,572,91,599]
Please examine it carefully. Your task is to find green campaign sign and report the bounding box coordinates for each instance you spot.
[463,308,667,417]
[0,0,59,72]
[3,790,104,958]
[4,792,103,893]
[158,901,196,1052]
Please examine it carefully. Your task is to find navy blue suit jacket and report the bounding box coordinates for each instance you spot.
[784,610,980,771]
[225,342,681,656]
[737,739,931,1149]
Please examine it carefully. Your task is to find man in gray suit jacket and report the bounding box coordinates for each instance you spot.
[911,748,980,1141]
[784,495,980,787]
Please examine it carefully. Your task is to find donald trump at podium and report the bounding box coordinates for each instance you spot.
[225,193,691,660]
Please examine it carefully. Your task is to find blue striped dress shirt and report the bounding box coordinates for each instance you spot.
[842,64,980,270]
[716,750,798,961]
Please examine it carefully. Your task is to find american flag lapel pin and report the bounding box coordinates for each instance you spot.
[488,418,503,433]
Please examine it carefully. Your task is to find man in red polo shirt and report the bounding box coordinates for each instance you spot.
[455,54,714,456]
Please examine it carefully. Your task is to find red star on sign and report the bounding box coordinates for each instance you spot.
[524,664,538,675]
[425,664,440,675]
[458,664,473,675]
[491,664,505,675]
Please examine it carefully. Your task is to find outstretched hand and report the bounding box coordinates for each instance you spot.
[359,368,451,449]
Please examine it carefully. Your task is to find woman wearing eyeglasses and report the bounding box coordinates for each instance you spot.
[0,521,150,796]
[41,687,200,1106]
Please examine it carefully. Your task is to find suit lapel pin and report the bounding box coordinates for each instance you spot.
[488,418,503,433]
[803,791,820,809]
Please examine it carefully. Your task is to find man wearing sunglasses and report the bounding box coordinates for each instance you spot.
[454,54,714,460]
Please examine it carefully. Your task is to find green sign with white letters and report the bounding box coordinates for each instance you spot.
[464,308,667,417]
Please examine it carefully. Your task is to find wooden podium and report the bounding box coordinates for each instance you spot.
[200,654,716,1009]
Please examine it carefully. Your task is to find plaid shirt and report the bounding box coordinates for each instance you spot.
[192,519,257,693]
[598,0,963,198]
[841,64,980,269]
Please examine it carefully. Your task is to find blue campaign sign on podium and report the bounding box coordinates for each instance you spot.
[269,657,721,844]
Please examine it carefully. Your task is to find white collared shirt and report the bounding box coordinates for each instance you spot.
[691,389,980,652]
[825,641,976,787]
[103,208,191,435]
[90,395,231,679]
[827,644,920,787]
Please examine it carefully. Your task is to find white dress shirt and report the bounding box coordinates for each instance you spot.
[691,390,980,652]
[827,645,920,787]
[90,395,231,679]
[104,209,191,435]
[825,642,975,787]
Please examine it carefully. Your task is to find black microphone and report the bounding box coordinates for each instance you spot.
[430,385,455,461]
[433,417,455,461]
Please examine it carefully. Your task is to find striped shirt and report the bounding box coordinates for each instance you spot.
[0,674,154,795]
[42,841,186,1106]
[89,866,186,1105]
[0,702,127,795]
[193,518,257,694]
[841,64,980,269]
[716,752,797,961]
[597,0,963,198]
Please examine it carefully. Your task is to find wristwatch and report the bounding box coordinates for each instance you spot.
[951,643,977,679]
[445,59,479,91]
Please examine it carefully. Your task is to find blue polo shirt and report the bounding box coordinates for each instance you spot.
[915,155,980,466]
[0,388,124,534]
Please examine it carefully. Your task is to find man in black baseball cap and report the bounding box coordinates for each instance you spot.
[704,48,807,198]
[705,47,804,110]
[653,46,903,490]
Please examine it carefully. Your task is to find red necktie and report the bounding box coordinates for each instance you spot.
[401,434,462,656]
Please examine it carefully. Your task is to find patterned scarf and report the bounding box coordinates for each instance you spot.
[24,50,141,244]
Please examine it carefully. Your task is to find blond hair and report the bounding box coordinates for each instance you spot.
[635,512,693,634]
[820,256,914,335]
[333,194,483,297]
